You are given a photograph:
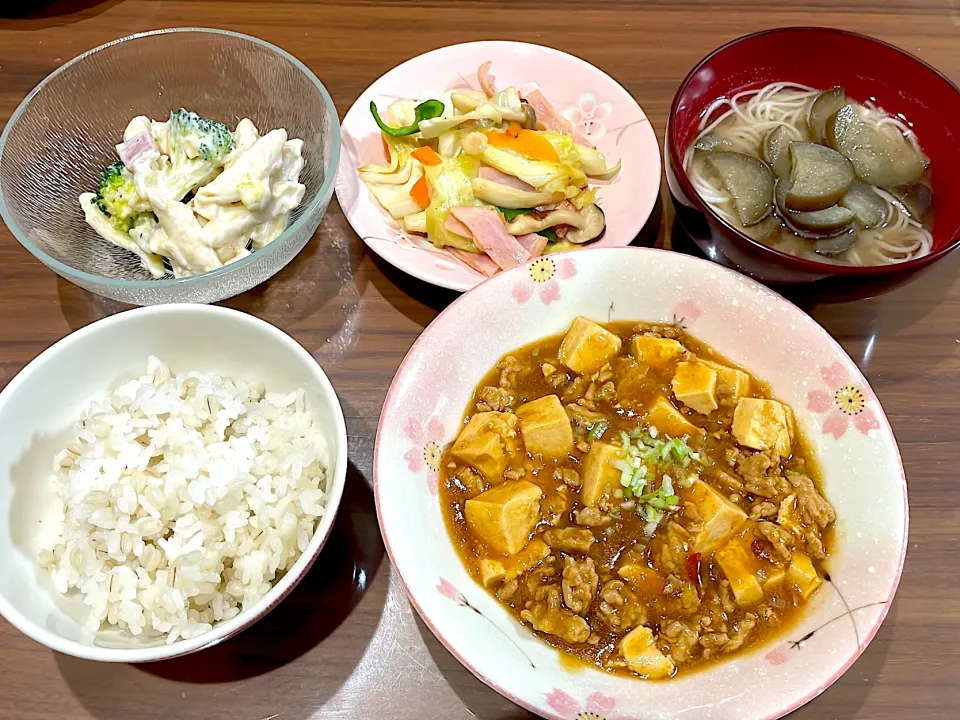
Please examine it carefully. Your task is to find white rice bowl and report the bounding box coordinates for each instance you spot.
[40,356,330,644]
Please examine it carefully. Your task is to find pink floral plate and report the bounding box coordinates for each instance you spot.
[335,41,660,292]
[374,247,907,719]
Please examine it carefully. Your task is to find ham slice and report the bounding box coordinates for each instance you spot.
[449,248,499,277]
[516,232,548,258]
[478,166,537,192]
[115,130,159,172]
[444,213,473,238]
[450,206,530,270]
[522,88,594,148]
[478,61,498,98]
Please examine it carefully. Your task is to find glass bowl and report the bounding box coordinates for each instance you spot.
[0,28,341,305]
[666,27,960,299]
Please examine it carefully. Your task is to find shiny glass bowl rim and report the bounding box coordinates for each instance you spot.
[0,27,342,290]
[666,25,960,276]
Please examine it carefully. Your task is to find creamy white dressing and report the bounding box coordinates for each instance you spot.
[80,113,307,278]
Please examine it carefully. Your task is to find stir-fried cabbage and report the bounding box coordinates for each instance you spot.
[418,87,527,139]
[424,154,480,251]
[480,145,586,195]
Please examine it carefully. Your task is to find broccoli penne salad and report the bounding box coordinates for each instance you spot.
[357,62,621,277]
[79,109,306,278]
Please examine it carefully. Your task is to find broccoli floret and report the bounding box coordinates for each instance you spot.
[168,108,234,162]
[151,109,235,201]
[91,161,155,233]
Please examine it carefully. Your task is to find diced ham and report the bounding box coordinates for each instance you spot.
[516,232,548,258]
[115,130,159,172]
[522,88,594,147]
[450,206,530,270]
[444,213,473,238]
[478,61,498,98]
[478,166,537,192]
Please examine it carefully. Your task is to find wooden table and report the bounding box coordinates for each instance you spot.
[1,1,958,718]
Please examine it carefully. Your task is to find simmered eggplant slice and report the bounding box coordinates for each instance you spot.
[827,104,930,187]
[704,151,774,226]
[741,214,782,244]
[694,134,734,153]
[814,227,858,256]
[808,86,847,144]
[776,179,856,237]
[891,183,933,220]
[762,126,792,179]
[839,180,887,229]
[787,142,855,211]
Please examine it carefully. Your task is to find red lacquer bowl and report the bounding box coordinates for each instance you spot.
[666,27,960,298]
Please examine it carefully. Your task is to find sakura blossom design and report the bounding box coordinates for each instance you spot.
[545,689,638,720]
[437,577,466,604]
[403,416,445,494]
[672,298,703,325]
[436,577,537,669]
[806,362,880,439]
[512,257,577,305]
[562,92,614,142]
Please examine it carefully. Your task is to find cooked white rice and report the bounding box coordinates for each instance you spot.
[39,356,330,643]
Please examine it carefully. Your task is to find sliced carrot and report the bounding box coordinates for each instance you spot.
[411,146,443,166]
[484,129,559,163]
[381,134,391,160]
[409,175,430,209]
[506,122,522,138]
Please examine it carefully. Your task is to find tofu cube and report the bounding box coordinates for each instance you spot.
[645,396,699,439]
[787,551,823,600]
[479,558,506,588]
[672,361,719,415]
[763,570,786,593]
[464,480,543,555]
[682,480,748,553]
[733,398,793,457]
[632,336,685,368]
[451,411,519,480]
[516,395,574,458]
[700,359,751,399]
[716,541,764,607]
[504,538,551,582]
[478,538,551,587]
[580,441,624,507]
[558,317,622,374]
[619,626,675,679]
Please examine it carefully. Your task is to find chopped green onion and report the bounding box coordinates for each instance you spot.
[588,420,609,441]
[664,495,680,506]
[538,228,559,243]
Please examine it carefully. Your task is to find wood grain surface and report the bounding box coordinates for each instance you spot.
[1,1,958,718]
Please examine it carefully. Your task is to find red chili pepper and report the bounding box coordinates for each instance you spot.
[686,552,702,582]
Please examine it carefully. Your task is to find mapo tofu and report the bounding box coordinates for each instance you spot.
[439,318,835,679]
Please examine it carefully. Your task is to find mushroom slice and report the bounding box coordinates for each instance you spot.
[471,177,565,209]
[786,142,855,211]
[506,208,586,235]
[566,205,606,243]
[704,151,774,226]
